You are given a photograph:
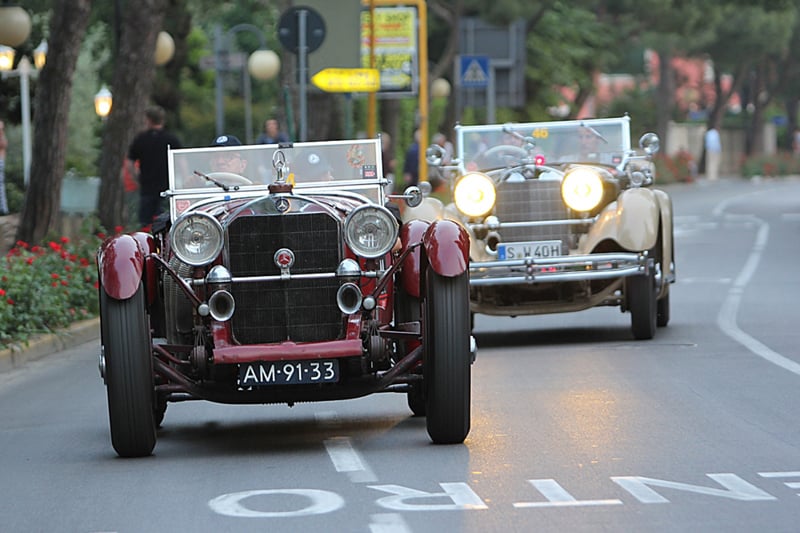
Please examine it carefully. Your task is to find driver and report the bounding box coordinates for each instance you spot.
[210,134,248,174]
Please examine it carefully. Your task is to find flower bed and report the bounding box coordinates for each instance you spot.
[0,224,109,348]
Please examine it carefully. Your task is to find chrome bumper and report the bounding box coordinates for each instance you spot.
[469,252,648,286]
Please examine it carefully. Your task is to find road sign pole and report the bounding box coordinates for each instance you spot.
[298,9,308,141]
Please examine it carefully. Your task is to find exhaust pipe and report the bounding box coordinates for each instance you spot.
[336,283,363,314]
[208,289,235,322]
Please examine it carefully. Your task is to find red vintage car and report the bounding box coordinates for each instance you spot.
[96,138,474,457]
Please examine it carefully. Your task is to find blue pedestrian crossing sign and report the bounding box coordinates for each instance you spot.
[459,55,490,88]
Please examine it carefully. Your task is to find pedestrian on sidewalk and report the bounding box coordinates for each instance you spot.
[704,125,722,181]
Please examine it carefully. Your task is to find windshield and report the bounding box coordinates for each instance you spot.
[455,116,632,170]
[168,138,383,190]
[166,139,386,218]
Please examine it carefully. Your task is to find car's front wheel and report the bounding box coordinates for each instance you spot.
[424,270,471,444]
[627,266,657,340]
[101,284,157,457]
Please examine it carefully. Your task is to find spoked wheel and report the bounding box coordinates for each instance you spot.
[424,270,471,444]
[627,265,657,340]
[101,284,157,457]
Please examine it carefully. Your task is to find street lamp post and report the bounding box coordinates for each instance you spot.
[0,3,35,186]
[213,24,281,142]
[0,47,42,187]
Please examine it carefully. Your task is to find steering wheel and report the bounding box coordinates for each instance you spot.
[478,144,529,167]
[205,172,253,186]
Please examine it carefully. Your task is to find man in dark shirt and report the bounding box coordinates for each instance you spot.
[127,105,182,227]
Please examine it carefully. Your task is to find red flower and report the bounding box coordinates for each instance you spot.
[97,232,106,240]
[60,280,69,286]
[25,257,34,265]
[15,240,28,249]
[6,298,13,305]
[0,288,5,296]
[60,236,70,244]
[51,273,60,280]
[114,225,124,234]
[48,241,61,252]
[79,258,90,267]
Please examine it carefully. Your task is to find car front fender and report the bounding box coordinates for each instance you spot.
[583,188,660,253]
[399,219,430,298]
[98,233,151,300]
[423,219,469,277]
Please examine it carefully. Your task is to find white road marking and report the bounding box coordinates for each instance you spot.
[709,189,800,376]
[324,436,378,483]
[369,513,412,533]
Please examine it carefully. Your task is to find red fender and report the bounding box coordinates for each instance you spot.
[98,233,150,300]
[399,219,430,298]
[423,219,469,277]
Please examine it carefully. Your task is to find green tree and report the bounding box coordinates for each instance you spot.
[16,0,92,246]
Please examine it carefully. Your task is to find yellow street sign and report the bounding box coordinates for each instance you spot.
[311,68,380,93]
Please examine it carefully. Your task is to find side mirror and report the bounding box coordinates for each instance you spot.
[639,132,660,155]
[426,144,446,166]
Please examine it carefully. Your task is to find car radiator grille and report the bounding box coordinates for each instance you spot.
[495,181,572,251]
[227,213,343,344]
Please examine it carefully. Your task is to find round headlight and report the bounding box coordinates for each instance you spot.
[454,172,496,217]
[169,212,224,266]
[344,205,399,259]
[561,167,605,212]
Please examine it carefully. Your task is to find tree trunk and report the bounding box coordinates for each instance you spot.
[97,0,169,233]
[15,0,92,246]
[655,48,675,153]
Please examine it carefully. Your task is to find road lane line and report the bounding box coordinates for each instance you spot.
[324,436,378,483]
[716,212,800,376]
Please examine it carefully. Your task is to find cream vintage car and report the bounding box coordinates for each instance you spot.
[415,115,675,340]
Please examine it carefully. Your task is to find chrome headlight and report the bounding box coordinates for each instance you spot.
[454,172,496,217]
[344,205,399,259]
[561,167,604,213]
[169,212,224,266]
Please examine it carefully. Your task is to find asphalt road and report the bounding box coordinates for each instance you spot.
[1,177,799,532]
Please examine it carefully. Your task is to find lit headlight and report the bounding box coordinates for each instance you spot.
[344,205,399,259]
[454,172,496,217]
[169,212,224,266]
[561,167,604,212]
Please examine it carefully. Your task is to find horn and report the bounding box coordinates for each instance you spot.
[336,283,363,315]
[208,289,235,322]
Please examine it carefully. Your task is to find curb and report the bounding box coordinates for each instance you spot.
[0,317,100,373]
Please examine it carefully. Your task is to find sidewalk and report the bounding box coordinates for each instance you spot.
[0,317,100,373]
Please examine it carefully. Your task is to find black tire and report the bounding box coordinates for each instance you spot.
[407,384,426,417]
[627,267,657,340]
[101,284,157,457]
[657,290,670,327]
[424,270,471,444]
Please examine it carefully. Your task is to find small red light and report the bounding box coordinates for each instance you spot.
[534,154,546,166]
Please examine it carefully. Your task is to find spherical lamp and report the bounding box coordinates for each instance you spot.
[248,49,281,81]
[431,78,451,99]
[0,4,31,47]
[154,31,175,66]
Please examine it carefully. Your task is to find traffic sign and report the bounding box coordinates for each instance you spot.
[459,55,490,88]
[278,6,326,54]
[311,68,380,93]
